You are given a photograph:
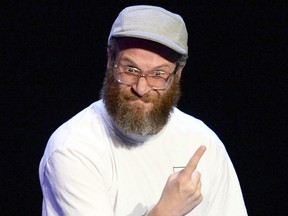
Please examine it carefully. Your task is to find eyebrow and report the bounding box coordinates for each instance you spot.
[119,57,137,66]
[119,56,171,71]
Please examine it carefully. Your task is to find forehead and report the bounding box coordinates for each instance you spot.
[116,37,180,63]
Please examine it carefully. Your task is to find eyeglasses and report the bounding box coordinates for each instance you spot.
[113,62,179,90]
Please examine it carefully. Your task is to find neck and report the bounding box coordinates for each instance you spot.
[100,104,153,148]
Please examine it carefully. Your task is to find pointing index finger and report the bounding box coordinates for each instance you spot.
[182,145,206,177]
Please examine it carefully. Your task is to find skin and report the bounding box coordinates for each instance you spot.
[148,145,206,216]
[116,47,181,112]
[102,38,183,136]
[104,38,206,214]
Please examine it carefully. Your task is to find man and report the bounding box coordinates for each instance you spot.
[39,5,247,215]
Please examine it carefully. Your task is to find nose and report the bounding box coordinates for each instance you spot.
[132,77,152,96]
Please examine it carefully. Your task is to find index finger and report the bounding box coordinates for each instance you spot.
[182,145,206,176]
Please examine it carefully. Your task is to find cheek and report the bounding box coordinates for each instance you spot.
[118,83,130,89]
[118,85,133,96]
[156,90,166,97]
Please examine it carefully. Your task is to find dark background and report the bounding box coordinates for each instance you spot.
[1,1,287,215]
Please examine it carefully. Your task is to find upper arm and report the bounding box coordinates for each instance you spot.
[201,141,248,216]
[41,149,115,216]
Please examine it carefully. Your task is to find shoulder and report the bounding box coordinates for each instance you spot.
[47,101,105,148]
[168,107,227,159]
[39,100,112,173]
[170,107,218,138]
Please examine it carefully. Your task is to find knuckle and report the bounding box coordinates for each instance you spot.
[194,188,202,197]
[167,173,178,182]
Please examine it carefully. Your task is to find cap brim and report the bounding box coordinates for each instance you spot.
[112,31,187,55]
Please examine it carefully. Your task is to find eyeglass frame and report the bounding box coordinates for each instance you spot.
[113,61,180,90]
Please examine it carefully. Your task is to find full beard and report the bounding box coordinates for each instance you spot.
[101,67,181,136]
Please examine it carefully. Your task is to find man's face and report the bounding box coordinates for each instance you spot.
[102,39,183,136]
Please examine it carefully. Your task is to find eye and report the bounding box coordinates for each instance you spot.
[154,71,162,76]
[153,71,169,78]
[125,66,140,74]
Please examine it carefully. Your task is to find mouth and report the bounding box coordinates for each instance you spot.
[124,92,156,103]
[120,90,157,111]
[125,98,153,113]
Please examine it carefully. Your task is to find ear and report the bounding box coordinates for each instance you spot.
[176,65,185,81]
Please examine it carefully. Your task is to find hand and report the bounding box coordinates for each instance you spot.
[148,145,206,216]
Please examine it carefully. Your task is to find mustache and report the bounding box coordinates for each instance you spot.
[120,89,158,103]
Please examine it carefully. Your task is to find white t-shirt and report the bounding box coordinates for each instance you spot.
[39,100,247,215]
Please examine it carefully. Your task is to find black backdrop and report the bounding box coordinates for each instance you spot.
[1,1,287,215]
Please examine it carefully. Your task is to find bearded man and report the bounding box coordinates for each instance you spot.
[39,5,247,216]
